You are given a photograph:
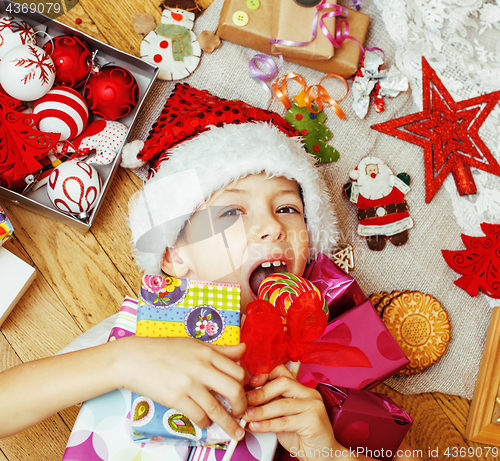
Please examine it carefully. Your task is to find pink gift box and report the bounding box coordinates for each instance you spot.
[304,253,366,320]
[317,383,412,461]
[297,300,409,390]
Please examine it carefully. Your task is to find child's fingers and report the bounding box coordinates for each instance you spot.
[244,396,324,423]
[269,364,294,380]
[246,375,321,407]
[191,387,245,441]
[173,396,212,429]
[249,373,269,388]
[208,344,246,384]
[246,402,323,435]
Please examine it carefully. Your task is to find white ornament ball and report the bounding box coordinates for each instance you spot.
[0,44,55,100]
[0,16,36,59]
[47,160,101,216]
[33,87,89,141]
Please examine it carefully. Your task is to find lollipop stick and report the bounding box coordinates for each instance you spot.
[222,420,247,461]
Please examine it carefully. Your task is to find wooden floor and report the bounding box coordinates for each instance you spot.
[0,0,499,460]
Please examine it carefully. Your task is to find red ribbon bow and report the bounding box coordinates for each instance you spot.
[241,291,372,375]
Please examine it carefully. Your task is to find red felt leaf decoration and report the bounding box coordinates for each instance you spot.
[0,87,60,192]
[442,223,500,298]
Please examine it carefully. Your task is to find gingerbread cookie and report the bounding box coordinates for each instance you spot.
[382,291,450,375]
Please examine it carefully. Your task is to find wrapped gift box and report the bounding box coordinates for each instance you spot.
[317,383,413,461]
[216,0,369,78]
[0,205,14,246]
[270,0,335,61]
[64,296,279,461]
[63,298,191,461]
[131,276,241,446]
[0,0,158,232]
[297,300,409,390]
[0,247,36,327]
[304,253,367,321]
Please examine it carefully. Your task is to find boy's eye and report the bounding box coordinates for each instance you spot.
[220,208,243,217]
[277,206,300,214]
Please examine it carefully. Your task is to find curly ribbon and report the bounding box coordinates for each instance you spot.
[271,72,307,110]
[248,54,283,97]
[272,72,348,119]
[269,1,367,64]
[241,291,372,375]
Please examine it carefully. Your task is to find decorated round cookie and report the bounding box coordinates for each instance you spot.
[382,291,450,375]
[258,272,325,319]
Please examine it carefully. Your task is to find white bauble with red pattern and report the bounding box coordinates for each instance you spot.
[47,160,101,216]
[0,44,55,100]
[33,87,89,141]
[0,16,36,59]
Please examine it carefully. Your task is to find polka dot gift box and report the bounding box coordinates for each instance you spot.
[297,299,410,391]
[131,276,241,446]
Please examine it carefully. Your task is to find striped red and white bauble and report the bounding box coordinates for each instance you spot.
[33,87,89,141]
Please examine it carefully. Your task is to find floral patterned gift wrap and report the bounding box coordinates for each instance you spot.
[131,276,241,446]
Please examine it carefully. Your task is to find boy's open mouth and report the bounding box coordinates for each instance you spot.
[249,260,287,297]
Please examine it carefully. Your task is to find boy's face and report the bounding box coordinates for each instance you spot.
[162,174,309,313]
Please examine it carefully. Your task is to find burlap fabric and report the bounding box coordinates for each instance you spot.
[128,0,496,400]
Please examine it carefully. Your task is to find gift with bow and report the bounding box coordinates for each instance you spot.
[241,290,372,375]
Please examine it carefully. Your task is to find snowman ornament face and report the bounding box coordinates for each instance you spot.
[140,8,201,80]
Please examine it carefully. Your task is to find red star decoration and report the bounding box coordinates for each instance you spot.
[371,57,500,203]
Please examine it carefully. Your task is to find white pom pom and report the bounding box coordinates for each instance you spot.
[121,140,146,169]
[349,169,360,180]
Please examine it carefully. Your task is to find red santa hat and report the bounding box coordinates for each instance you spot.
[123,83,339,275]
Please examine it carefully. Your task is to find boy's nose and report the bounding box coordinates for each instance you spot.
[254,213,284,242]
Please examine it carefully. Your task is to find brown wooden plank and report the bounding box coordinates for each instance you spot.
[2,201,134,334]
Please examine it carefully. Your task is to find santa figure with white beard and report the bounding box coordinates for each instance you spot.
[343,156,413,251]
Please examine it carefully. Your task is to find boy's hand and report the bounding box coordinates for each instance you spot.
[243,365,337,460]
[116,336,247,441]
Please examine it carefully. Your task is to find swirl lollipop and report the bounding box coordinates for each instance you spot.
[258,272,327,320]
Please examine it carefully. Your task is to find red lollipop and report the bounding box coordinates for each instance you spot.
[83,65,139,120]
[43,35,92,88]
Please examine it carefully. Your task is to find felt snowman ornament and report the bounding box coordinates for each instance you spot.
[140,8,202,80]
[343,156,413,251]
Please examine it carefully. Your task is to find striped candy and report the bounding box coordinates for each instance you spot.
[33,87,89,141]
[258,272,326,320]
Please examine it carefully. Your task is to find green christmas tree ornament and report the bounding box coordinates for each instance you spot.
[285,103,340,163]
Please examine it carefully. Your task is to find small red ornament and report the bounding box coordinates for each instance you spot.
[442,223,500,298]
[43,35,92,88]
[83,65,139,120]
[372,57,500,203]
[75,18,82,25]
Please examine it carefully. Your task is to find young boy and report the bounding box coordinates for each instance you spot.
[0,87,420,461]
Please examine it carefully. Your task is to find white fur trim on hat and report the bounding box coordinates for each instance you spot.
[128,122,338,275]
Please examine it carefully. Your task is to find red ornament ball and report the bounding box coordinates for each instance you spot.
[43,35,92,88]
[75,18,82,25]
[83,65,139,120]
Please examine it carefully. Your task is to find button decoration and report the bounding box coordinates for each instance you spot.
[232,10,249,26]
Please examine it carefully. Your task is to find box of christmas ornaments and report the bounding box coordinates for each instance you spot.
[0,0,159,231]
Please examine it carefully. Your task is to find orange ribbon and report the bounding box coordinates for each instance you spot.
[272,72,349,119]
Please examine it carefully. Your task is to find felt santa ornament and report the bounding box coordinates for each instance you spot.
[121,83,339,275]
[343,156,413,251]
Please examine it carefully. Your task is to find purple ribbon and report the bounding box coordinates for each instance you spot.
[248,54,283,96]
